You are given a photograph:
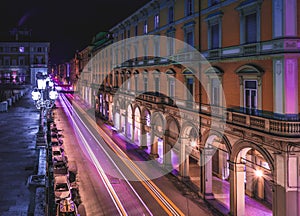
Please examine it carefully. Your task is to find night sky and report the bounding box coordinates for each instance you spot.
[0,0,150,64]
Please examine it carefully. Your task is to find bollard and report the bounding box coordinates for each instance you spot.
[0,101,8,112]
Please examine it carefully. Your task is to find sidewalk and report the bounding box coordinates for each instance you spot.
[0,87,42,216]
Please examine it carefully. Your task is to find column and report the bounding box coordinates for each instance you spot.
[230,162,245,216]
[131,114,135,142]
[273,154,299,216]
[140,118,147,148]
[179,138,189,180]
[149,130,158,159]
[163,137,173,171]
[204,148,214,199]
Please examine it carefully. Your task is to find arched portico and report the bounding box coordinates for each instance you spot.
[113,99,121,131]
[230,140,274,216]
[149,112,165,162]
[165,116,180,172]
[126,105,133,140]
[202,130,232,210]
[133,106,142,146]
[180,122,200,183]
[140,107,151,151]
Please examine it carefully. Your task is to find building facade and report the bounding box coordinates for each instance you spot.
[0,28,50,85]
[76,0,300,215]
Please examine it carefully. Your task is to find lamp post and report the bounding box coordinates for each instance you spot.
[31,72,58,146]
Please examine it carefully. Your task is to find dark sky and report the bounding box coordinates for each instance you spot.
[0,0,150,64]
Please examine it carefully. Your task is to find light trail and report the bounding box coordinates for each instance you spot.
[59,94,128,216]
[61,94,184,216]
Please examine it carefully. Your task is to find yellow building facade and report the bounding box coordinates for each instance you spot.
[76,0,300,215]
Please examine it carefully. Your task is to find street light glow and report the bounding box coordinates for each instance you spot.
[255,169,263,178]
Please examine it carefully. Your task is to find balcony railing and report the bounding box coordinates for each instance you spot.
[205,38,300,60]
[227,108,300,137]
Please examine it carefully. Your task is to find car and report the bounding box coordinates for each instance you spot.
[56,199,80,216]
[53,160,69,176]
[52,146,65,162]
[54,175,71,203]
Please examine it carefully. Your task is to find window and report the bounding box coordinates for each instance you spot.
[134,73,139,92]
[144,77,148,92]
[121,73,125,89]
[236,0,261,44]
[244,80,257,109]
[186,77,194,100]
[205,67,224,106]
[168,7,174,24]
[211,78,220,105]
[135,25,138,36]
[183,21,195,50]
[12,59,17,66]
[205,12,223,50]
[236,64,263,110]
[4,57,10,66]
[186,31,194,48]
[211,24,220,49]
[127,72,131,90]
[167,30,175,56]
[144,20,148,34]
[186,0,193,16]
[169,78,175,98]
[245,13,257,43]
[154,14,160,29]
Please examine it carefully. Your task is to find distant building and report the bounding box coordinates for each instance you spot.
[0,27,50,85]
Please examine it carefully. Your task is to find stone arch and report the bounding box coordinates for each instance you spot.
[230,140,274,172]
[126,104,134,139]
[229,139,274,216]
[133,105,142,145]
[166,68,176,75]
[165,115,180,146]
[235,64,264,75]
[151,111,166,137]
[204,66,224,75]
[202,129,232,154]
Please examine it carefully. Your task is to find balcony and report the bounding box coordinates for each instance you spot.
[205,38,300,60]
[226,107,300,137]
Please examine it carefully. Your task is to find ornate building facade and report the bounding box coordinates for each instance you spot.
[76,0,300,215]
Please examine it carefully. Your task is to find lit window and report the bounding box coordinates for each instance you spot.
[154,14,160,29]
[19,46,24,53]
[144,21,148,34]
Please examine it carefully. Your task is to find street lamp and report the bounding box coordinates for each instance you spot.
[31,72,59,146]
[32,72,58,110]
